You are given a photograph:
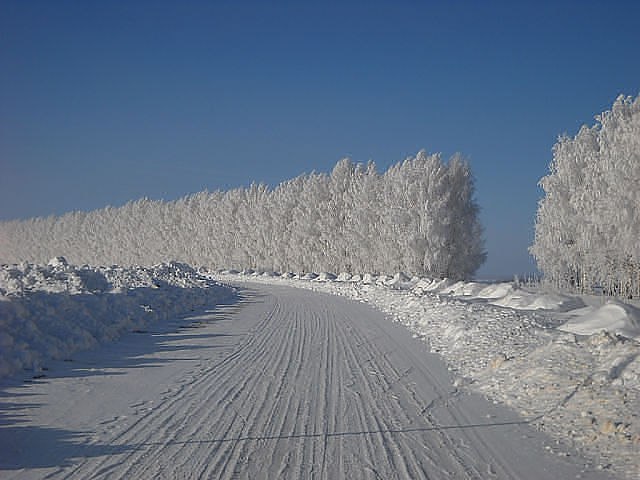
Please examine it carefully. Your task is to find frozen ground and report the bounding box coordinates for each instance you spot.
[0,279,614,479]
[214,271,640,480]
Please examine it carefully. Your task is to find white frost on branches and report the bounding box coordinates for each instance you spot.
[0,151,486,279]
[531,94,640,297]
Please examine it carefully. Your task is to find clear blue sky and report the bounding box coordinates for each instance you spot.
[1,1,639,279]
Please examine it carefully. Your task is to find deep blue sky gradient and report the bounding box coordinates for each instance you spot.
[1,1,639,278]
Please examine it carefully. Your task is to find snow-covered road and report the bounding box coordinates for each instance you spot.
[0,284,613,479]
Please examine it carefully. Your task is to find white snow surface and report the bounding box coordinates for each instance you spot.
[560,301,640,341]
[0,279,615,480]
[0,260,637,478]
[215,271,640,479]
[0,258,234,378]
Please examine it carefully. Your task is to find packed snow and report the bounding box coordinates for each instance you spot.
[214,270,640,479]
[0,258,234,378]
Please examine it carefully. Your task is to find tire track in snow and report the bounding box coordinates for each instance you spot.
[61,297,282,479]
[4,284,615,480]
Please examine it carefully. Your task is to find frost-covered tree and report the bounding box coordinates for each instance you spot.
[531,94,640,297]
[0,151,486,279]
[440,154,486,278]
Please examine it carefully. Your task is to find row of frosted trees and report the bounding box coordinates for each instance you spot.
[0,151,486,279]
[531,94,640,297]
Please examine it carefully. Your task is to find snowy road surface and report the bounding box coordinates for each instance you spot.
[0,284,613,479]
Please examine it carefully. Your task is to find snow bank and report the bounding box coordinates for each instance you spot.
[491,288,585,312]
[375,276,584,313]
[412,277,456,294]
[560,300,640,341]
[216,270,640,479]
[0,259,234,378]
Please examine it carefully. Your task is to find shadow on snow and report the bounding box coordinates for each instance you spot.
[0,284,244,471]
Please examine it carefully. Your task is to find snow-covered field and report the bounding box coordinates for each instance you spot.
[214,270,640,480]
[0,258,234,378]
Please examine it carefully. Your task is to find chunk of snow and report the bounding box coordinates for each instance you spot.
[491,288,585,311]
[560,300,640,340]
[475,282,513,299]
[337,272,352,282]
[316,272,337,281]
[47,256,68,268]
[412,278,455,295]
[446,281,487,297]
[386,272,414,289]
[362,273,376,284]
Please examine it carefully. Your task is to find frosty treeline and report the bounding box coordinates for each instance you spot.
[531,94,640,297]
[0,151,486,279]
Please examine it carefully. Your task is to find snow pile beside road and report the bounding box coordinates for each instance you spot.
[0,258,234,378]
[216,270,640,479]
[560,301,640,341]
[412,277,584,312]
[412,275,639,339]
[490,287,586,312]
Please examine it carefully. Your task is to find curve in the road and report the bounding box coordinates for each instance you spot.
[2,283,613,479]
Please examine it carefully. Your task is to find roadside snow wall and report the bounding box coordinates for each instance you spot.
[0,258,235,378]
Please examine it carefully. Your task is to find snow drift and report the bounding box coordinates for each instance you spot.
[560,301,640,341]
